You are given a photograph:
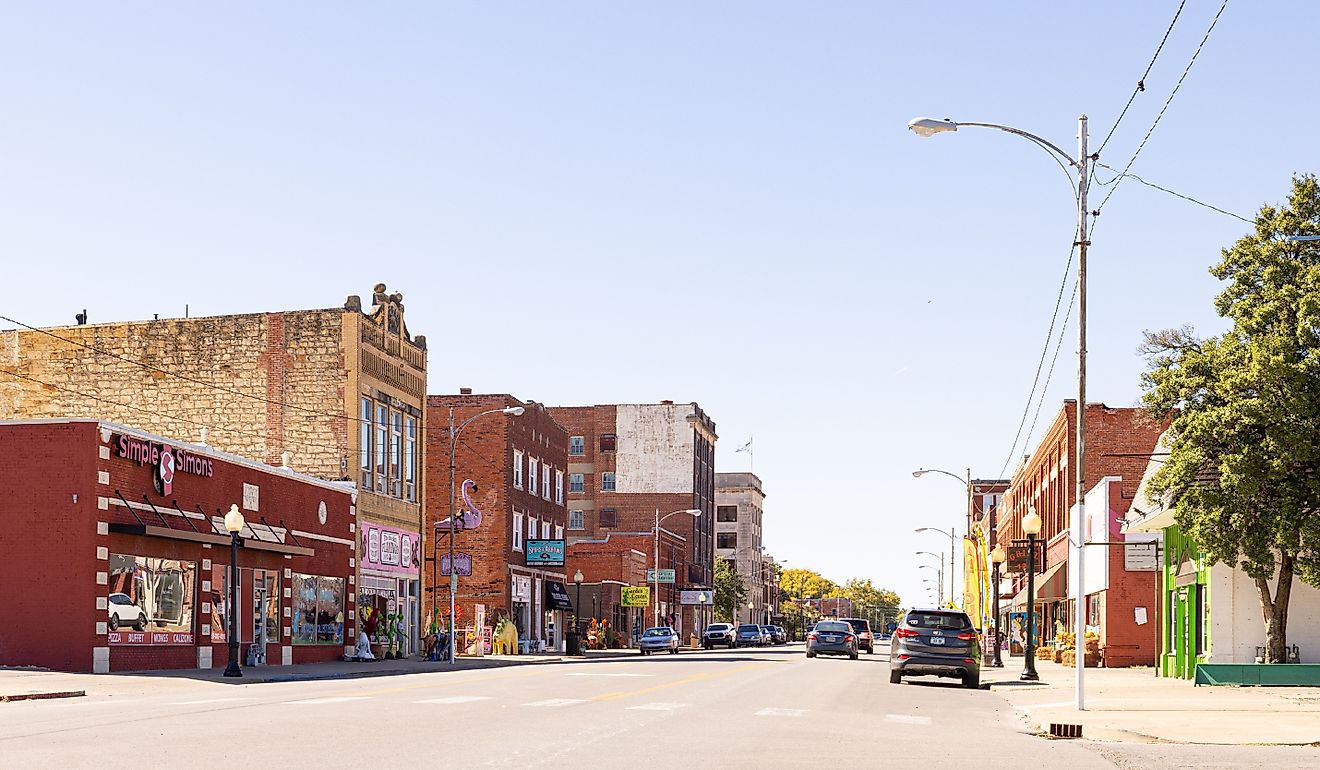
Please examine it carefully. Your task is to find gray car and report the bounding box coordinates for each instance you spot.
[805,620,858,659]
[638,626,680,655]
[889,609,981,688]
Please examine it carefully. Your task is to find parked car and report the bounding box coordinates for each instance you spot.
[806,620,858,659]
[735,623,766,647]
[839,617,875,654]
[702,623,736,649]
[889,608,981,688]
[108,592,147,631]
[638,626,680,655]
[759,625,779,645]
[769,626,788,644]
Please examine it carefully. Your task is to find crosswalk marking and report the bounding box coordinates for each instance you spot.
[566,673,654,678]
[885,714,932,725]
[625,702,685,711]
[755,707,806,717]
[288,696,370,705]
[415,696,491,705]
[522,698,587,708]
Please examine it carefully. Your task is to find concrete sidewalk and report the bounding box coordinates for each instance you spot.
[986,657,1320,745]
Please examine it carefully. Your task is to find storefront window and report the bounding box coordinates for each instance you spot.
[292,573,346,645]
[1087,594,1101,626]
[108,554,197,645]
[211,563,228,644]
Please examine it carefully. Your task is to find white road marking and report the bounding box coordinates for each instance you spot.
[885,714,932,725]
[287,696,371,705]
[171,698,250,705]
[522,698,587,708]
[565,672,654,678]
[415,696,492,705]
[626,702,685,711]
[755,707,806,717]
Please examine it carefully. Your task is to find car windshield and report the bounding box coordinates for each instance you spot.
[643,628,672,637]
[906,612,972,630]
[843,619,869,632]
[738,625,760,632]
[815,622,850,633]
[708,624,731,631]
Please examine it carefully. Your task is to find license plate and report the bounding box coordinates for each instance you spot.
[823,635,837,642]
[931,637,945,646]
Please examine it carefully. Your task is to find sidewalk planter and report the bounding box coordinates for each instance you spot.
[1195,663,1320,686]
[1060,650,1101,667]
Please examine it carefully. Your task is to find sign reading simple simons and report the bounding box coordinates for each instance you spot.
[114,433,213,496]
[620,586,651,607]
[525,539,565,567]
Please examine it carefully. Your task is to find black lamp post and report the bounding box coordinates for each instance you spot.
[571,569,584,656]
[223,504,245,678]
[1021,506,1042,681]
[990,544,1006,668]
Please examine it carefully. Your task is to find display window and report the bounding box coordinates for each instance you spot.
[292,574,346,645]
[107,554,197,645]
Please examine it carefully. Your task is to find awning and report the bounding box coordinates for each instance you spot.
[1011,561,1067,608]
[545,581,573,611]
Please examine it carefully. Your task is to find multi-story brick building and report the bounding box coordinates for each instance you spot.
[997,401,1164,666]
[568,529,687,643]
[715,472,773,624]
[425,391,570,652]
[550,401,718,637]
[0,284,428,653]
[966,478,1009,632]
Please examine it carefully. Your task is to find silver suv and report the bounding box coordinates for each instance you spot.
[889,609,981,689]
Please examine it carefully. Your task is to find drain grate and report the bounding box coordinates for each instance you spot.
[1048,723,1083,739]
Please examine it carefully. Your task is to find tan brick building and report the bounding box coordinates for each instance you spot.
[0,283,428,654]
[424,391,570,653]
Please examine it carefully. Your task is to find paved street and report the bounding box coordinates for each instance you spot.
[5,645,1319,769]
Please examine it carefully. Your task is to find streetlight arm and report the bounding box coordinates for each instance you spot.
[952,122,1079,168]
[454,406,519,438]
[912,467,970,488]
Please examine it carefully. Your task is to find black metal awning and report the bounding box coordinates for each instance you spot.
[545,581,574,611]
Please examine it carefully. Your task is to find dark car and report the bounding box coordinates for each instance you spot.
[889,608,981,688]
[759,625,779,645]
[770,625,788,644]
[702,622,736,649]
[839,617,874,654]
[806,620,858,659]
[735,623,765,647]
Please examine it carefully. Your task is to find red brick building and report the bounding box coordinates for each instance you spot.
[549,401,718,639]
[997,402,1164,666]
[424,392,571,653]
[0,419,355,673]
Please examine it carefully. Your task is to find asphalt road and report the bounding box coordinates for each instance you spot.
[3,644,1318,768]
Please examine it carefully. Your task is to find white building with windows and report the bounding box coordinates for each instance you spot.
[716,472,773,624]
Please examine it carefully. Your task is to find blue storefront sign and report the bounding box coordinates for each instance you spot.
[525,539,565,566]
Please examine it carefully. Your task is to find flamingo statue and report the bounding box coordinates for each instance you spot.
[436,479,483,531]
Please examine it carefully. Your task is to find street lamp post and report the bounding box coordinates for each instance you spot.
[1021,506,1043,681]
[223,504,245,678]
[572,569,584,656]
[443,404,525,665]
[653,508,701,629]
[915,525,957,608]
[990,544,1007,667]
[909,115,1090,693]
[916,551,944,605]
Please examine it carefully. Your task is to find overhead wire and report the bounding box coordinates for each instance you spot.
[1095,0,1189,157]
[1096,0,1232,216]
[1094,163,1252,224]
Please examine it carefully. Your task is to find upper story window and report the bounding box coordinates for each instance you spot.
[541,521,550,539]
[569,510,585,530]
[528,457,539,495]
[717,532,738,549]
[601,472,616,492]
[513,450,524,489]
[360,398,373,490]
[717,505,738,522]
[513,512,524,552]
[404,416,418,502]
[569,436,585,456]
[599,434,617,453]
[555,471,564,504]
[555,525,564,540]
[599,508,617,528]
[528,516,539,541]
[569,473,584,493]
[542,465,551,500]
[360,396,418,503]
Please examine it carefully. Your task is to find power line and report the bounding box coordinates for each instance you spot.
[1094,163,1252,224]
[1022,280,1078,453]
[1097,0,1231,215]
[1096,0,1189,157]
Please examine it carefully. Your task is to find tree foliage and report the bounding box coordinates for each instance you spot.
[713,558,747,624]
[1141,175,1320,661]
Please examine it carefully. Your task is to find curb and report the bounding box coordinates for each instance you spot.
[1,690,86,703]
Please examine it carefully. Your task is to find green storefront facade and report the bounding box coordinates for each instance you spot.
[1160,525,1211,679]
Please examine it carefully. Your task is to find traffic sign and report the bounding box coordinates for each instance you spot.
[646,568,675,584]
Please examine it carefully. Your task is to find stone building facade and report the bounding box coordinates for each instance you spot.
[715,472,773,625]
[0,284,428,653]
[423,391,570,652]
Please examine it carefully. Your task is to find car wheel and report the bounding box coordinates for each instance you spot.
[850,651,859,660]
[806,651,815,658]
[704,643,711,650]
[109,615,119,631]
[671,648,678,654]
[963,671,980,689]
[867,645,874,654]
[890,670,903,684]
[135,615,147,631]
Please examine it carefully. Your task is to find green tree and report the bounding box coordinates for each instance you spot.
[841,578,902,627]
[713,559,747,624]
[1141,175,1320,663]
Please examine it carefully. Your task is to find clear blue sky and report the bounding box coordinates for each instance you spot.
[1,2,1313,610]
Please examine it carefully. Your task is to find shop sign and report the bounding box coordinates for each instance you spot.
[108,631,195,645]
[525,539,565,566]
[113,433,214,496]
[512,575,532,602]
[647,569,675,584]
[680,590,713,605]
[1124,542,1158,571]
[1006,541,1045,573]
[360,523,421,575]
[621,586,651,607]
[441,553,472,577]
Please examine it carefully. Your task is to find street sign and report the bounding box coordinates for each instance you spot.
[1124,542,1158,571]
[440,553,473,577]
[646,568,675,584]
[525,539,565,566]
[620,586,651,607]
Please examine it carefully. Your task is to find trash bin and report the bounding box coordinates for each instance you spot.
[566,631,583,656]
